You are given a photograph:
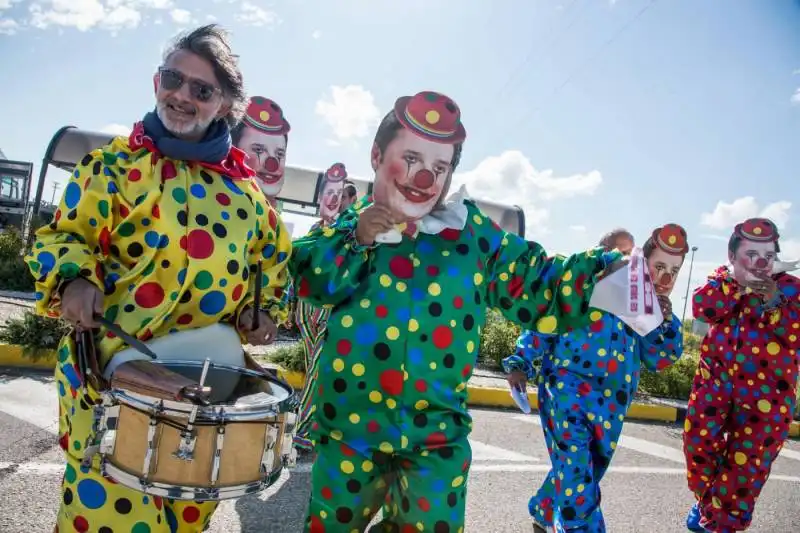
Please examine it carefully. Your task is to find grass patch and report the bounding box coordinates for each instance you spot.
[0,312,70,361]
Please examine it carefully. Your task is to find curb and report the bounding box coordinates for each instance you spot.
[2,343,798,438]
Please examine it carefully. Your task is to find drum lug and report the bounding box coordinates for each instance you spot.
[99,430,117,455]
[173,431,197,461]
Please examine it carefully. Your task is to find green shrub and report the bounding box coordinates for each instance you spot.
[638,350,699,401]
[0,312,70,360]
[0,228,25,261]
[0,256,35,291]
[479,309,521,370]
[269,342,306,372]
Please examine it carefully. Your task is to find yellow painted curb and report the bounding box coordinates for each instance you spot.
[791,422,800,438]
[626,402,680,423]
[466,385,539,411]
[0,343,58,369]
[276,369,306,390]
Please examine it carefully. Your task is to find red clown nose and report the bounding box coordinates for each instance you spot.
[264,157,279,172]
[413,169,435,190]
[755,257,768,269]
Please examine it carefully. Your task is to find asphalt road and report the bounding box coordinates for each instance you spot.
[1,367,799,533]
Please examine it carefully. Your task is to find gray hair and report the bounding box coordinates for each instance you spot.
[163,24,247,128]
[598,227,634,250]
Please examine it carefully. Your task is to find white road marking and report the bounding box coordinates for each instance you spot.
[0,376,58,432]
[470,439,538,462]
[778,447,800,462]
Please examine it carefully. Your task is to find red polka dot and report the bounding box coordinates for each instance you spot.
[135,282,165,308]
[55,209,62,221]
[439,228,460,240]
[152,204,160,219]
[187,229,215,259]
[59,432,68,451]
[425,432,447,447]
[590,320,604,333]
[268,209,277,230]
[177,314,193,325]
[119,204,130,218]
[415,379,427,392]
[389,256,414,279]
[508,275,524,299]
[461,364,472,378]
[607,359,618,373]
[340,444,356,457]
[335,255,345,267]
[376,305,388,318]
[402,526,417,533]
[310,515,326,533]
[578,382,592,396]
[575,274,587,296]
[216,193,231,206]
[99,227,111,255]
[161,161,177,180]
[321,487,333,500]
[232,284,244,301]
[179,236,187,250]
[656,358,670,370]
[297,278,310,298]
[154,496,163,510]
[182,505,200,523]
[337,339,352,355]
[84,177,92,190]
[379,369,404,395]
[417,497,431,512]
[367,420,381,432]
[73,516,89,532]
[128,168,142,182]
[453,296,463,309]
[432,326,453,349]
[427,265,440,276]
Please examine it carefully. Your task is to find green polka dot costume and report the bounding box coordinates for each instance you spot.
[26,123,292,532]
[290,195,620,532]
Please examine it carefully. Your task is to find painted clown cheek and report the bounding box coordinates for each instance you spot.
[387,161,406,181]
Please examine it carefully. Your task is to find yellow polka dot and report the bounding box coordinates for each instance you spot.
[734,452,747,466]
[380,274,392,287]
[428,283,442,296]
[341,315,353,328]
[401,435,408,448]
[352,363,365,377]
[450,319,457,327]
[429,362,437,370]
[452,475,464,488]
[590,310,602,321]
[562,285,572,297]
[544,288,553,301]
[349,413,360,424]
[396,281,407,292]
[333,359,345,372]
[766,342,780,356]
[379,442,394,454]
[259,110,270,122]
[362,460,374,472]
[474,273,484,285]
[466,340,475,353]
[499,272,509,281]
[386,326,400,340]
[684,419,692,432]
[577,484,585,493]
[386,398,397,409]
[757,399,771,413]
[369,391,383,403]
[408,319,419,332]
[563,270,573,282]
[425,109,440,125]
[753,227,762,235]
[537,315,558,334]
[565,488,573,497]
[320,511,328,519]
[415,400,429,410]
[360,299,371,308]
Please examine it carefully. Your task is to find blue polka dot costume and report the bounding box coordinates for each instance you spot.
[26,122,292,532]
[507,310,683,532]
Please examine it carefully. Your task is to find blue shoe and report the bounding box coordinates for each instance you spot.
[686,503,708,532]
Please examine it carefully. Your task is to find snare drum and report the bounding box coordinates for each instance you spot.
[92,360,297,501]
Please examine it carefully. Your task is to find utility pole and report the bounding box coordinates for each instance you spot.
[50,181,61,205]
[681,246,699,324]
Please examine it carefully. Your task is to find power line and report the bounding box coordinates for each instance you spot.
[510,0,660,133]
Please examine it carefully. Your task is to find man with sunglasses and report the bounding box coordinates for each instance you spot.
[27,24,291,533]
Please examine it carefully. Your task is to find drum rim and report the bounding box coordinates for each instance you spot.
[107,359,296,420]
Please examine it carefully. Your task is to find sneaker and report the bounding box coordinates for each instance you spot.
[686,503,709,532]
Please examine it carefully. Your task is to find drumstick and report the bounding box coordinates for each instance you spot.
[252,259,263,330]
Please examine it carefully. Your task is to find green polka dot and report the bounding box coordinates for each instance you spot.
[29,260,40,272]
[98,200,109,218]
[743,441,753,449]
[105,305,119,324]
[170,291,178,301]
[141,317,152,328]
[195,271,213,290]
[59,262,79,279]
[131,522,151,533]
[118,222,135,237]
[73,440,81,451]
[229,243,237,253]
[172,187,187,204]
[65,463,77,484]
[256,203,264,216]
[143,263,155,277]
[102,152,117,166]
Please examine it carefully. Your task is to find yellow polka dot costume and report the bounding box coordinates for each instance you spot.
[26,121,291,532]
[290,196,620,532]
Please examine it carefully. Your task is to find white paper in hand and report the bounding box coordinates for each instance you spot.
[375,228,403,244]
[510,386,532,414]
[589,249,663,337]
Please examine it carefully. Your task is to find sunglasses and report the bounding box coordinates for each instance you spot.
[158,67,221,103]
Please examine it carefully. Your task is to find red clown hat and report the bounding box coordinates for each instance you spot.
[243,96,291,135]
[325,162,347,183]
[394,91,466,144]
[734,217,780,243]
[652,223,689,255]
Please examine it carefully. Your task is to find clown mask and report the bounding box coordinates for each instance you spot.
[319,179,344,223]
[645,224,689,296]
[239,127,287,197]
[728,218,780,283]
[371,91,466,225]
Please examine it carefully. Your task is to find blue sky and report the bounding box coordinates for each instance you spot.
[1,0,799,319]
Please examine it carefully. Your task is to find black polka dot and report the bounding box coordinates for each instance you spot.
[517,308,532,323]
[177,210,188,226]
[323,403,337,420]
[429,302,442,317]
[615,390,628,406]
[336,507,353,523]
[347,479,362,493]
[180,290,192,304]
[438,446,454,459]
[63,488,73,505]
[357,381,367,389]
[161,259,170,268]
[200,171,214,184]
[374,343,391,360]
[114,497,132,514]
[99,527,113,533]
[443,353,455,368]
[447,492,458,507]
[123,304,135,313]
[401,497,411,513]
[237,208,248,220]
[456,243,469,255]
[195,214,208,226]
[81,154,93,166]
[333,378,347,393]
[92,161,102,175]
[213,223,227,238]
[562,507,576,520]
[414,414,428,427]
[67,210,78,221]
[227,260,239,275]
[463,314,475,331]
[478,237,490,253]
[434,521,450,533]
[127,242,143,258]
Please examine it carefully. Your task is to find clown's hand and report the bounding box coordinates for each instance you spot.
[355,204,398,246]
[506,371,528,393]
[657,295,673,321]
[743,272,779,301]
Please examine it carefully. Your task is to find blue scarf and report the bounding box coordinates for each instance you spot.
[142,110,232,163]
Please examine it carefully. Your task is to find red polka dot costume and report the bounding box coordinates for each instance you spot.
[683,218,800,533]
[27,122,291,532]
[289,91,622,532]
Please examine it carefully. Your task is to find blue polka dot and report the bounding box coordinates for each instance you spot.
[77,478,107,509]
[411,288,425,301]
[355,324,378,345]
[64,182,81,209]
[89,218,97,227]
[223,177,244,195]
[62,363,81,390]
[73,170,80,179]
[263,244,276,259]
[396,308,411,322]
[35,291,44,301]
[247,230,253,241]
[141,218,150,227]
[277,251,288,263]
[37,251,55,275]
[221,212,230,220]
[418,241,434,254]
[58,381,65,397]
[199,291,226,315]
[409,348,423,365]
[107,181,119,194]
[219,279,227,288]
[190,184,206,199]
[158,235,170,249]
[144,231,160,247]
[177,269,187,285]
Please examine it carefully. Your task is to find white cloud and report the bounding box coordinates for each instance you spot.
[570,225,586,233]
[780,239,800,260]
[29,0,143,32]
[315,85,381,142]
[792,88,800,106]
[0,18,18,34]
[169,7,190,24]
[700,196,792,230]
[312,29,321,39]
[452,150,602,236]
[235,1,279,27]
[99,123,132,136]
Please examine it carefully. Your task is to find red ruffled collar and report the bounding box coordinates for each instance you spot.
[127,122,254,180]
